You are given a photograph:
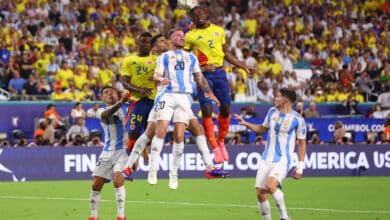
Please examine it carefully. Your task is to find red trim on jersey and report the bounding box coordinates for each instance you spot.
[197,49,209,66]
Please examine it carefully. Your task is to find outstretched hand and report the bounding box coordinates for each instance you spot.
[233,113,245,125]
[205,92,220,107]
[292,168,303,180]
[120,91,130,104]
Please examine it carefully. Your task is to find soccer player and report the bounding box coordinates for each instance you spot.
[123,34,229,185]
[88,86,130,220]
[234,88,307,220]
[121,32,156,163]
[185,6,254,164]
[152,28,219,189]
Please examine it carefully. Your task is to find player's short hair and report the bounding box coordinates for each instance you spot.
[151,34,164,47]
[100,85,115,94]
[189,6,202,16]
[167,28,184,38]
[138,32,152,40]
[280,88,297,103]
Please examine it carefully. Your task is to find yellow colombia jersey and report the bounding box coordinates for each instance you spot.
[121,55,157,101]
[184,23,225,67]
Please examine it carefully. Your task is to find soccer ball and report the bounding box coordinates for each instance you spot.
[177,0,198,10]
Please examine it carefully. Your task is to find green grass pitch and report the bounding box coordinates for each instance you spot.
[0,177,389,220]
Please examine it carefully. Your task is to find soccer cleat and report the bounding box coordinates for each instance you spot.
[168,172,179,190]
[117,217,126,220]
[88,216,98,220]
[147,170,158,185]
[205,167,230,179]
[218,141,229,161]
[121,167,133,181]
[213,147,224,164]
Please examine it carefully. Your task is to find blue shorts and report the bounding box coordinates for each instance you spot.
[122,98,154,134]
[198,67,231,107]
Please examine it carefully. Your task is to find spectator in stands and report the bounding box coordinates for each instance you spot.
[13,135,29,147]
[377,91,390,109]
[22,74,38,100]
[87,103,100,118]
[66,117,89,143]
[296,102,305,117]
[304,101,320,118]
[341,95,361,115]
[333,121,346,144]
[301,88,315,103]
[355,71,374,101]
[53,133,68,147]
[371,103,387,119]
[234,73,246,102]
[71,102,86,119]
[34,118,55,145]
[256,80,273,102]
[19,51,35,80]
[382,117,390,143]
[313,86,326,103]
[51,83,71,101]
[44,104,66,130]
[46,56,60,84]
[325,84,338,102]
[247,103,257,118]
[8,71,26,99]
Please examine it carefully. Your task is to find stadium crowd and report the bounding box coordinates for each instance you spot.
[1,0,390,145]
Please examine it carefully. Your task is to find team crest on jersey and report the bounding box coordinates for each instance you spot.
[176,54,183,60]
[214,31,220,37]
[130,124,136,130]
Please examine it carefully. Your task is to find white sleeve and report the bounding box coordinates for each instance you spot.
[192,54,201,73]
[154,54,166,76]
[96,108,105,120]
[262,108,275,128]
[296,116,307,140]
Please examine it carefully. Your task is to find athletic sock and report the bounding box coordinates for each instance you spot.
[89,190,101,218]
[114,186,126,217]
[258,200,271,220]
[149,137,164,172]
[202,117,218,148]
[125,134,150,168]
[195,135,214,170]
[272,189,288,219]
[171,142,184,174]
[126,138,136,153]
[217,115,230,143]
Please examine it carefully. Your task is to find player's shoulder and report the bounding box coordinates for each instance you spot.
[290,110,305,121]
[268,107,278,114]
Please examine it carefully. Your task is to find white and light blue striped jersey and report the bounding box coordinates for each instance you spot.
[155,49,201,94]
[96,107,128,151]
[262,107,306,168]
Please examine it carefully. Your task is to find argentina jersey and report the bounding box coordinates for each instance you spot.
[262,107,306,168]
[96,107,128,151]
[155,50,201,94]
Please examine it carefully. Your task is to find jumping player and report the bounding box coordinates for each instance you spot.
[185,6,254,163]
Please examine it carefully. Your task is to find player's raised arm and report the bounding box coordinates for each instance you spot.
[100,91,129,119]
[194,71,220,106]
[233,113,268,134]
[222,43,254,74]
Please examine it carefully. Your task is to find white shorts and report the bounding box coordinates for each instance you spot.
[154,93,193,124]
[254,160,288,189]
[92,149,128,180]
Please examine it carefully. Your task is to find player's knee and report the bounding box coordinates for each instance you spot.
[265,179,278,193]
[219,105,230,117]
[91,180,104,191]
[113,172,124,188]
[256,188,268,202]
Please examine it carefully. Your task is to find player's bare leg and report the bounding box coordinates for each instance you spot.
[266,177,289,220]
[169,122,186,190]
[89,176,106,220]
[113,172,126,219]
[256,187,271,220]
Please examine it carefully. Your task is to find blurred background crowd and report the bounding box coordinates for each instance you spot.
[1,0,390,146]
